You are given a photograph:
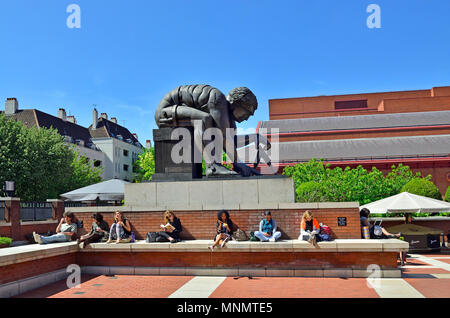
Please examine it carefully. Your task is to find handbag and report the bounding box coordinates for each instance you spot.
[373,220,383,238]
[362,226,370,239]
[232,229,248,241]
[146,232,159,243]
[249,231,260,241]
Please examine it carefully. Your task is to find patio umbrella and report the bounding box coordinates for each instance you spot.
[360,192,450,214]
[60,179,130,201]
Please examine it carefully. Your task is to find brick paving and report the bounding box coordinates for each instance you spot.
[13,253,450,298]
[209,277,379,298]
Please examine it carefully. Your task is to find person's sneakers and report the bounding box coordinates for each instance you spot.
[269,237,276,242]
[221,236,230,248]
[208,245,214,251]
[33,232,43,244]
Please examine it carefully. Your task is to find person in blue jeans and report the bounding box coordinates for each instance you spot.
[255,211,282,242]
[33,211,78,244]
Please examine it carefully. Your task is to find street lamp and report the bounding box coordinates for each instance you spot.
[3,181,15,198]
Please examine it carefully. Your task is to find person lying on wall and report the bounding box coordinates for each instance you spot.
[156,210,182,243]
[106,211,132,244]
[77,213,109,249]
[33,211,78,245]
[209,210,234,251]
[254,211,282,242]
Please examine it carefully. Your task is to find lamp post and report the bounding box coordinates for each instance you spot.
[3,181,15,198]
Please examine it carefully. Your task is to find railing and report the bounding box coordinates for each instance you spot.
[64,201,88,208]
[20,202,53,221]
[0,201,5,221]
[64,201,122,208]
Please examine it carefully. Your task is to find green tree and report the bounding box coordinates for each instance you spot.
[283,159,424,205]
[0,114,103,200]
[445,186,450,202]
[296,181,328,202]
[63,149,103,192]
[401,178,443,200]
[133,147,155,182]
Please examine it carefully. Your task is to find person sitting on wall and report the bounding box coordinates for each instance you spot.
[360,208,401,239]
[209,210,234,251]
[254,211,282,242]
[33,211,78,245]
[298,210,321,246]
[106,211,132,244]
[157,210,182,243]
[77,213,109,249]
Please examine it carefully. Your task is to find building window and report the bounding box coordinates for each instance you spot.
[123,149,129,157]
[334,100,368,110]
[123,164,129,172]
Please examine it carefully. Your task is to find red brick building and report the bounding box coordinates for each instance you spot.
[259,86,450,195]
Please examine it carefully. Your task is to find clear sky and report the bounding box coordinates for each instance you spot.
[1,0,449,143]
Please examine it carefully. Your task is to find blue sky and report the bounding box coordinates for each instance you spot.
[1,0,449,143]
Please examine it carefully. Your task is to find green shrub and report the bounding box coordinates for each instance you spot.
[401,178,443,200]
[296,181,328,202]
[445,186,450,202]
[0,237,12,246]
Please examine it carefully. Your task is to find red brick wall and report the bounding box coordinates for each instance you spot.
[76,251,398,270]
[0,200,64,242]
[0,226,11,238]
[73,208,361,241]
[0,253,76,285]
[268,87,450,120]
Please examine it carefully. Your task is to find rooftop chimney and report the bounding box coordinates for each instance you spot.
[100,113,108,120]
[57,108,67,121]
[92,108,98,130]
[110,117,117,124]
[67,116,77,124]
[5,98,19,115]
[146,140,152,149]
[132,133,138,140]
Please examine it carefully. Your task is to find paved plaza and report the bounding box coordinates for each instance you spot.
[16,254,450,298]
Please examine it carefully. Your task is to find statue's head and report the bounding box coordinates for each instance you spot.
[227,87,258,123]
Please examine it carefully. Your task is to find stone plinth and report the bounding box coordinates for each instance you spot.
[125,176,295,209]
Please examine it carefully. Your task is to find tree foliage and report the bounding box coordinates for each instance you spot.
[401,178,443,200]
[0,114,103,201]
[133,146,155,182]
[282,159,431,205]
[445,186,450,202]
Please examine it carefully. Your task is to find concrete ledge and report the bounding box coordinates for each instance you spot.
[80,239,409,253]
[0,268,68,298]
[124,178,296,208]
[79,266,400,279]
[68,202,362,213]
[20,220,58,225]
[0,242,78,266]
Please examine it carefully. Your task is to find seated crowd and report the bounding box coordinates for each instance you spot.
[32,208,400,248]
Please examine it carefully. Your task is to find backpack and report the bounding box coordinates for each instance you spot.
[232,229,248,241]
[249,231,260,242]
[146,232,159,243]
[373,220,383,238]
[320,224,331,235]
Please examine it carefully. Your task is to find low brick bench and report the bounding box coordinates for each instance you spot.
[0,239,408,297]
[78,239,408,278]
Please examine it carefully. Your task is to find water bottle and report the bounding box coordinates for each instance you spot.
[131,232,135,243]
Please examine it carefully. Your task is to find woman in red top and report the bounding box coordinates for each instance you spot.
[299,210,320,246]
